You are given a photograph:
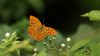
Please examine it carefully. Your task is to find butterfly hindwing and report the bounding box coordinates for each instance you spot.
[33,26,47,40]
[45,27,57,36]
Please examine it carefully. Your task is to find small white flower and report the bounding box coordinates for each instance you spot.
[53,37,56,40]
[33,53,37,56]
[43,42,46,44]
[5,32,10,37]
[2,39,5,41]
[34,48,37,51]
[66,38,71,42]
[61,43,65,47]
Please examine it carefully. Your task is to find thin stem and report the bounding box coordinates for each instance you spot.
[17,49,20,56]
[67,42,70,56]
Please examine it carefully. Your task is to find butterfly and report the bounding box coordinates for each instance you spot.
[28,16,57,41]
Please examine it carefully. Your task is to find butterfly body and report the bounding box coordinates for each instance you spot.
[28,16,57,41]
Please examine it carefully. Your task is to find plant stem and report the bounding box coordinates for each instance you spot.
[67,42,70,56]
[17,49,20,56]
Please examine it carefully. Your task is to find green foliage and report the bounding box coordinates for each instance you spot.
[0,24,14,42]
[0,0,44,23]
[12,18,29,39]
[0,31,32,56]
[70,39,91,53]
[28,0,44,14]
[89,42,100,56]
[69,10,100,56]
[72,41,100,56]
[81,10,100,20]
[70,24,95,45]
[1,10,100,56]
[0,31,17,48]
[37,49,47,56]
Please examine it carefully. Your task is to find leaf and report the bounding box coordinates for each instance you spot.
[46,48,59,56]
[37,49,47,56]
[81,10,100,20]
[70,39,91,53]
[89,42,100,56]
[71,24,95,44]
[12,18,29,39]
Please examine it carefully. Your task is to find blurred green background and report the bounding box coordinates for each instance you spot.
[0,0,45,40]
[0,0,100,56]
[0,0,100,43]
[0,0,100,35]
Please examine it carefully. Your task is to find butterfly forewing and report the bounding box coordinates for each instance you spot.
[29,16,42,27]
[28,15,42,35]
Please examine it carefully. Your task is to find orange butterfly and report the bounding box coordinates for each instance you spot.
[28,16,57,41]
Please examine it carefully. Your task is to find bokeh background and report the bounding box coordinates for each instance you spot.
[0,0,100,38]
[1,0,100,56]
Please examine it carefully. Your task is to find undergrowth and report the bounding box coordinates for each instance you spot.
[0,10,100,56]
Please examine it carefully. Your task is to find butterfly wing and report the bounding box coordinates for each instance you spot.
[45,27,57,36]
[33,26,47,40]
[29,16,42,27]
[28,16,57,41]
[28,16,42,40]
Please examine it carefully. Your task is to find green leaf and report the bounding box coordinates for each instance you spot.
[12,18,29,39]
[46,48,59,56]
[70,39,91,53]
[89,42,100,56]
[81,10,100,20]
[37,49,47,56]
[71,24,95,44]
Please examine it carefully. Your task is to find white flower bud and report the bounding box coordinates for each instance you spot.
[34,48,37,51]
[2,39,5,41]
[61,43,65,47]
[66,38,71,42]
[53,37,56,40]
[5,32,10,37]
[43,42,46,45]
